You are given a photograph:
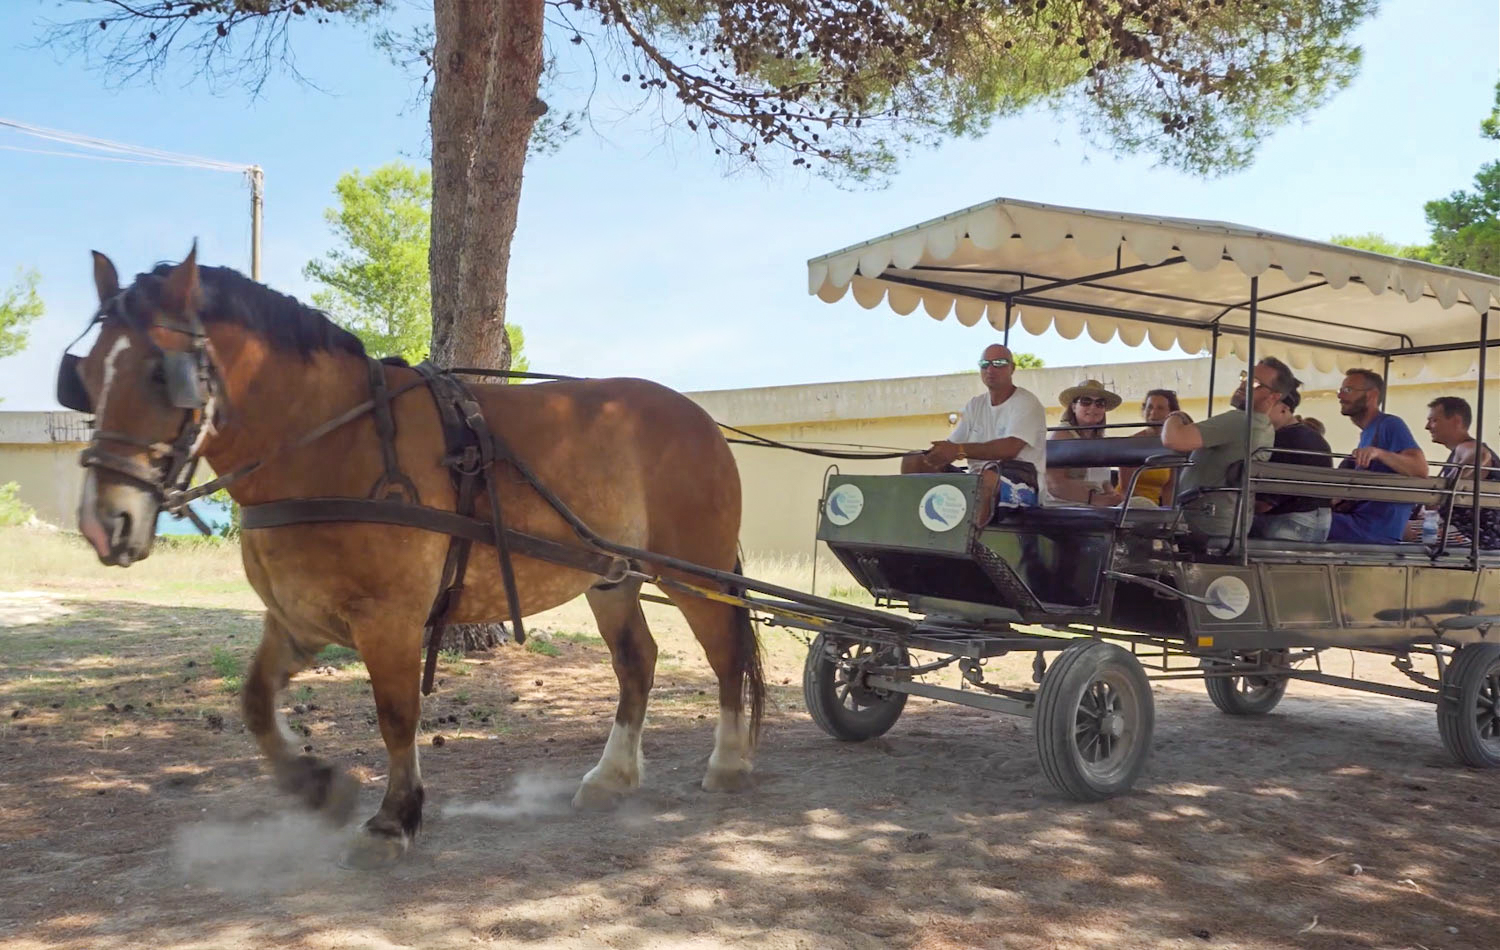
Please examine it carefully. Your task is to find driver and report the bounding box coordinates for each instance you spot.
[903,343,1048,509]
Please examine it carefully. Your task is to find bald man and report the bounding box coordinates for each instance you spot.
[904,343,1049,509]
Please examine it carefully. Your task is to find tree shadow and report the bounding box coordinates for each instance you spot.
[1,599,1494,950]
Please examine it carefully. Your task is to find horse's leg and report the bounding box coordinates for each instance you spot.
[242,613,359,823]
[573,578,656,809]
[341,612,424,870]
[666,587,765,792]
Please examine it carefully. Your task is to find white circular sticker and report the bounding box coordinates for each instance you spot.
[918,484,968,533]
[824,484,865,526]
[1203,576,1252,620]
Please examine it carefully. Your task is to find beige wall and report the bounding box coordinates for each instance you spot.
[692,358,1500,557]
[0,443,87,526]
[7,362,1497,553]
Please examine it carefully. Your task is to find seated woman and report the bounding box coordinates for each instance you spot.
[1118,389,1182,506]
[1047,379,1124,507]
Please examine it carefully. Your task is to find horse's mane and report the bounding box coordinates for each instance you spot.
[120,263,366,359]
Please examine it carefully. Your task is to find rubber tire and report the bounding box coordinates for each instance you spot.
[1437,642,1500,768]
[1035,641,1155,801]
[802,634,908,742]
[1203,657,1289,716]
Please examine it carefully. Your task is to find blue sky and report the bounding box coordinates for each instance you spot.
[1,0,1496,410]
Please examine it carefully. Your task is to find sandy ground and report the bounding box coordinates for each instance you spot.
[1,567,1496,950]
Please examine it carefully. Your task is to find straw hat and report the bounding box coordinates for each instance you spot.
[1058,379,1122,411]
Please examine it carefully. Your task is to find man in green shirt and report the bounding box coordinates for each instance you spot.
[1161,357,1295,540]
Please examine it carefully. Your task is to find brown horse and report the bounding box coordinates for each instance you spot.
[68,249,764,868]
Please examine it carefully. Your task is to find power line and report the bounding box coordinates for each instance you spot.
[0,116,252,172]
[0,116,265,279]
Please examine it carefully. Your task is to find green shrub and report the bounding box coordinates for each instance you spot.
[0,482,34,526]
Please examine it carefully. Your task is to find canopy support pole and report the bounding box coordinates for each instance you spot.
[1238,277,1259,565]
[1381,355,1391,411]
[1207,325,1221,416]
[1474,312,1488,568]
[1003,299,1012,346]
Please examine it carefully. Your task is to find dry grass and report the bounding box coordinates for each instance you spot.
[0,525,257,608]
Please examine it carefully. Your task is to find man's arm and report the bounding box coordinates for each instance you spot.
[1349,418,1428,476]
[1161,411,1203,452]
[961,437,1029,461]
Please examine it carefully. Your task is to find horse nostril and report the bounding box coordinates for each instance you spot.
[111,511,133,549]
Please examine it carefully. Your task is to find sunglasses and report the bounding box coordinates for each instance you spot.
[1073,396,1110,408]
[1237,370,1278,392]
[1338,384,1376,395]
[978,358,1012,369]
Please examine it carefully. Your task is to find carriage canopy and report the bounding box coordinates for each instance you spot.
[807,197,1500,379]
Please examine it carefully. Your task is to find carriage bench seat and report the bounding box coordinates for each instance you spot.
[1045,435,1185,470]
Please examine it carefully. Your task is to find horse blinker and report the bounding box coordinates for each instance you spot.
[56,354,92,413]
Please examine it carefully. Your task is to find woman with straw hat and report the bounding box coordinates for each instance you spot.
[1048,379,1124,507]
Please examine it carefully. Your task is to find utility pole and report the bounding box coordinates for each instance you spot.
[248,165,264,281]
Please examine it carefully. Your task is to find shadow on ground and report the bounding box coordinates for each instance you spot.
[1,599,1494,950]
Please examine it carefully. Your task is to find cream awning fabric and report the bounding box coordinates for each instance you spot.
[808,197,1500,377]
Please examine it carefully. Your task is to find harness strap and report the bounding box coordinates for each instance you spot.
[413,363,528,694]
[240,497,624,576]
[166,377,433,509]
[366,359,421,504]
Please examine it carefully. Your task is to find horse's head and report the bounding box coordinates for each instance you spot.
[63,246,221,566]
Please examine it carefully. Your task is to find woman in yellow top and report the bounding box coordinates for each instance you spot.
[1119,389,1182,506]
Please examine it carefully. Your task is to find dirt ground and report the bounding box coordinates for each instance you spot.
[0,528,1495,950]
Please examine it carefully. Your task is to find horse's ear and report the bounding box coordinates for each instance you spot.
[91,251,120,304]
[160,241,200,314]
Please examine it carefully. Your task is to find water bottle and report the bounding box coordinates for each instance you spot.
[1422,509,1440,545]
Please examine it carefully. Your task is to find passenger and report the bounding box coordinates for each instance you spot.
[1161,358,1288,540]
[903,343,1048,507]
[1047,379,1124,507]
[1119,388,1181,506]
[1328,368,1428,544]
[1299,416,1327,437]
[1252,386,1333,542]
[1404,396,1500,548]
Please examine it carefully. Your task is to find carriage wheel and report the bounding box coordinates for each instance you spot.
[1035,641,1155,801]
[1437,642,1500,768]
[802,634,909,742]
[1202,651,1289,716]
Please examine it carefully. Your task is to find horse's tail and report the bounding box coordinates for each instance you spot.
[731,558,766,746]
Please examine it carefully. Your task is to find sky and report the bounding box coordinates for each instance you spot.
[0,0,1497,411]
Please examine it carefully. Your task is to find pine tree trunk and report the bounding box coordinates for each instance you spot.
[429,0,545,372]
[428,0,546,653]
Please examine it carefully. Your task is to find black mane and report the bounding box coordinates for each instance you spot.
[121,263,366,358]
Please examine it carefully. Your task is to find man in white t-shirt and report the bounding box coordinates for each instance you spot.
[902,344,1049,512]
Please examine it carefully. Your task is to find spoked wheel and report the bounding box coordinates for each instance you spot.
[802,634,909,742]
[1438,642,1500,768]
[1035,641,1155,801]
[1203,651,1289,716]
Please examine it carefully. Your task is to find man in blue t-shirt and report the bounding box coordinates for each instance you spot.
[1328,368,1429,543]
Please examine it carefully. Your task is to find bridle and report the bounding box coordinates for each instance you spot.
[57,294,224,521]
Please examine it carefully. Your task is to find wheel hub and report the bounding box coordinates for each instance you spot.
[1098,712,1125,738]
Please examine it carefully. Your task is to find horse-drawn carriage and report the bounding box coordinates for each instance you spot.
[789,197,1500,799]
[59,197,1499,864]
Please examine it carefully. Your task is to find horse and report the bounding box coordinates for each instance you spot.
[66,247,765,868]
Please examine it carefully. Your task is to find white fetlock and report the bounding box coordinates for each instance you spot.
[703,707,753,792]
[573,721,642,809]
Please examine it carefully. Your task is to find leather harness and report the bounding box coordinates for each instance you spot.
[239,358,620,695]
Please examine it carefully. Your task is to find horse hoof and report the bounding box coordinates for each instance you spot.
[701,766,752,792]
[339,830,408,871]
[571,780,626,811]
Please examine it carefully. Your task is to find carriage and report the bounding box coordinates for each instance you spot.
[777,197,1500,800]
